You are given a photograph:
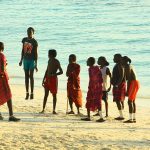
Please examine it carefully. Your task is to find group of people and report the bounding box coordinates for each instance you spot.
[0,27,139,123]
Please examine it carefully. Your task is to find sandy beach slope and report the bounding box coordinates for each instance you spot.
[0,85,150,150]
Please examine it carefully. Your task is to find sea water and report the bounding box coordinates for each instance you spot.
[0,0,150,99]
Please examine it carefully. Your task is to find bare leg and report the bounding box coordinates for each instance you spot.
[53,94,57,114]
[87,109,90,119]
[105,101,108,117]
[115,101,124,120]
[68,97,73,111]
[81,108,91,121]
[40,88,49,113]
[7,99,13,116]
[121,101,124,110]
[116,101,122,110]
[25,70,29,99]
[7,99,20,122]
[133,101,136,113]
[128,100,133,114]
[30,70,34,99]
[77,106,80,114]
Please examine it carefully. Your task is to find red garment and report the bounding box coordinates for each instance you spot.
[128,80,139,101]
[0,53,12,106]
[86,66,103,111]
[44,76,58,94]
[67,63,82,107]
[113,82,126,102]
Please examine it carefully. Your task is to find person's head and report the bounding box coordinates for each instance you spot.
[69,54,76,63]
[87,57,95,66]
[113,53,122,63]
[0,42,4,52]
[48,49,57,58]
[98,56,109,66]
[27,27,34,38]
[122,56,131,65]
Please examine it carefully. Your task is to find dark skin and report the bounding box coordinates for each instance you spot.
[123,61,137,116]
[66,57,80,114]
[40,54,63,114]
[0,46,17,119]
[19,29,38,98]
[98,58,111,117]
[112,55,125,112]
[84,59,102,120]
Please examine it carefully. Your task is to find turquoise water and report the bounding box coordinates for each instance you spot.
[0,0,150,98]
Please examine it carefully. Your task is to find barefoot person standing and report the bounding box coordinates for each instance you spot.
[0,42,20,121]
[19,27,38,100]
[111,54,126,120]
[122,56,140,123]
[40,49,63,114]
[66,54,82,115]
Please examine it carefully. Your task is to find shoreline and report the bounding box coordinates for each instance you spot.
[0,84,150,150]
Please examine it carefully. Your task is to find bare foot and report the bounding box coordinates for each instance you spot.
[39,110,45,114]
[53,111,57,115]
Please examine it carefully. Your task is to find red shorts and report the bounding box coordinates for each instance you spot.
[128,80,139,101]
[44,76,58,94]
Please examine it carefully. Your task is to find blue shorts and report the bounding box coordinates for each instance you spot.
[23,59,35,70]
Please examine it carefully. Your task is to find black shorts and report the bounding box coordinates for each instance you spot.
[102,91,108,102]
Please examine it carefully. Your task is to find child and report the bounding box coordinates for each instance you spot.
[66,54,82,115]
[40,49,63,114]
[122,56,140,123]
[19,27,38,100]
[111,54,126,120]
[0,42,20,121]
[81,57,105,122]
[97,56,111,117]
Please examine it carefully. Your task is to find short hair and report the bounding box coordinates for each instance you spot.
[88,57,95,65]
[123,56,132,64]
[0,42,4,51]
[114,53,122,58]
[27,27,35,33]
[98,56,109,66]
[49,49,57,58]
[69,54,76,62]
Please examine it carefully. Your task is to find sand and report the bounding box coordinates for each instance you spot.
[0,84,150,150]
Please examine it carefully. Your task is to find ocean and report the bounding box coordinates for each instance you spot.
[0,0,150,99]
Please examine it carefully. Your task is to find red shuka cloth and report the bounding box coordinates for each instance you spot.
[67,63,82,107]
[0,53,12,106]
[86,66,103,111]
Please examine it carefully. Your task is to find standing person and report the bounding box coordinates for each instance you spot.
[81,57,105,122]
[111,54,126,120]
[0,42,20,121]
[19,27,38,100]
[94,56,111,117]
[40,49,63,114]
[66,54,82,115]
[122,56,140,123]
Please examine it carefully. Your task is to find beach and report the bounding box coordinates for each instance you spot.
[0,84,150,150]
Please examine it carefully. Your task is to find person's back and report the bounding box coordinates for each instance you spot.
[47,58,61,76]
